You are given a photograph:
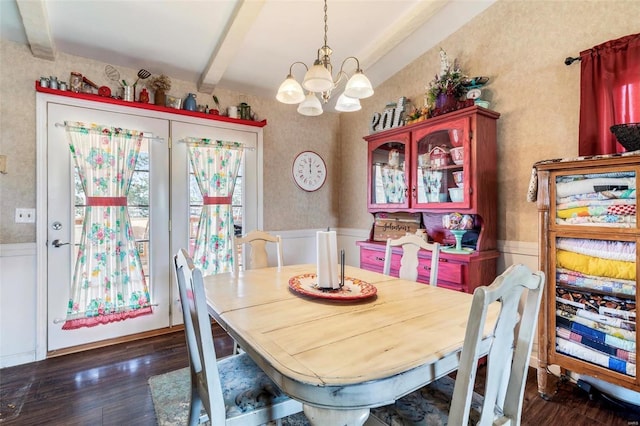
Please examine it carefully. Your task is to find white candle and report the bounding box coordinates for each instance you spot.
[316,230,339,288]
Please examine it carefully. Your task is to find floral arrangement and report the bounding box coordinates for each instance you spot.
[147,74,172,92]
[426,49,468,106]
[405,106,429,124]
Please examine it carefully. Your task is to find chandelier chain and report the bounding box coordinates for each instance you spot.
[323,0,328,48]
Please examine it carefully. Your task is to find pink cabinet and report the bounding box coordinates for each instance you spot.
[357,240,498,294]
[359,106,500,293]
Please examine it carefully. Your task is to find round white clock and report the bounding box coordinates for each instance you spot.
[292,151,327,192]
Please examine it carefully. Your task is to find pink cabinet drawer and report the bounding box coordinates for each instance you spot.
[359,248,386,273]
[419,259,463,285]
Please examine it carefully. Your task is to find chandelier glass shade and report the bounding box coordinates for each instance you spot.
[276,73,306,104]
[297,92,324,116]
[335,92,361,112]
[275,0,374,116]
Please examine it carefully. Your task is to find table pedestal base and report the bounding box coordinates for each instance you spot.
[303,405,370,426]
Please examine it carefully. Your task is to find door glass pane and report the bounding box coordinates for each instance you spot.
[128,143,150,279]
[416,127,464,204]
[371,141,406,204]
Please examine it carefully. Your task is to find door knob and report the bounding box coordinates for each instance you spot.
[52,239,70,247]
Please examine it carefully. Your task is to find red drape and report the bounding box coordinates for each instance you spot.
[578,33,640,156]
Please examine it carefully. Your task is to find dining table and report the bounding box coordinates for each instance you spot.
[203,263,498,425]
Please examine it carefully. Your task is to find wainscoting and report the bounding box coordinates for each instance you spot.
[0,243,37,367]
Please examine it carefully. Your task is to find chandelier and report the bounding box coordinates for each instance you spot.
[275,0,374,116]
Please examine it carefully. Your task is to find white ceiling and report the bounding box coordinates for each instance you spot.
[1,0,495,109]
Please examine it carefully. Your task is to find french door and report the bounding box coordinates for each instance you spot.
[46,102,171,351]
[41,97,262,353]
[169,120,261,290]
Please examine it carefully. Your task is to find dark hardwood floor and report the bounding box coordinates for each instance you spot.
[1,325,636,425]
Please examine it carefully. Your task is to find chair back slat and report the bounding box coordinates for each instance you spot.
[448,264,545,426]
[174,249,226,424]
[383,234,440,284]
[233,230,284,276]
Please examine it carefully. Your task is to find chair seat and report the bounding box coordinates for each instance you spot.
[370,375,501,426]
[220,352,303,420]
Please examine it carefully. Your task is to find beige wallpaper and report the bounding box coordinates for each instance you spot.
[1,0,639,245]
[0,41,339,243]
[338,0,640,243]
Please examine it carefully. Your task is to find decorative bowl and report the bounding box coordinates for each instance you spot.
[610,123,640,151]
[450,147,464,165]
[452,171,464,188]
[448,187,464,202]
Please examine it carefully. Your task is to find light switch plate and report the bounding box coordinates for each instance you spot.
[15,208,36,223]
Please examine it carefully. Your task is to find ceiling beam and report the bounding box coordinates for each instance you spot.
[16,0,55,61]
[357,0,448,71]
[198,0,265,94]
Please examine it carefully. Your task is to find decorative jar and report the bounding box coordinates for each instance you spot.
[69,72,82,93]
[184,93,197,111]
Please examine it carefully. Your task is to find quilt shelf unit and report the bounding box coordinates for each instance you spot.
[535,153,639,398]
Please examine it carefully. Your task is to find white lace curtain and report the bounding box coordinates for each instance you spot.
[62,121,152,329]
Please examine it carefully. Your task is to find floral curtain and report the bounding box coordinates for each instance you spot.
[186,138,243,276]
[62,122,152,330]
[578,33,640,156]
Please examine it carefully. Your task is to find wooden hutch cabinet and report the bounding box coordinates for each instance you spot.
[356,106,500,294]
[534,153,639,398]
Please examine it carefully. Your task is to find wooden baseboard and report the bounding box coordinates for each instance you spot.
[45,319,229,359]
[46,326,185,358]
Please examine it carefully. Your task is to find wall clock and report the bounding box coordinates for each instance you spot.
[292,151,327,192]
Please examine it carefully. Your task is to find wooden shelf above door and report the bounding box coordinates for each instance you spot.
[35,82,267,128]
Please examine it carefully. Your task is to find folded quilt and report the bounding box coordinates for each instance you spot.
[556,315,636,352]
[556,310,635,342]
[556,171,636,181]
[555,177,636,199]
[557,197,636,210]
[556,216,637,226]
[556,268,636,295]
[556,249,636,280]
[557,204,636,219]
[556,238,636,262]
[557,188,636,205]
[556,337,636,376]
[556,327,636,364]
[556,286,637,313]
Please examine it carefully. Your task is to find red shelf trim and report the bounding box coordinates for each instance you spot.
[35,82,267,128]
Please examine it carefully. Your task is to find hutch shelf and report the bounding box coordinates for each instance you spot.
[357,106,500,294]
[534,153,639,398]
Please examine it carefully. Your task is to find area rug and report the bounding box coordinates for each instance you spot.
[148,367,309,425]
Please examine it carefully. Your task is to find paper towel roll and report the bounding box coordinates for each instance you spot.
[317,230,339,288]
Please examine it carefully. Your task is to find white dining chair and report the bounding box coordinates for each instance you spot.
[232,230,284,353]
[174,249,303,425]
[369,264,545,426]
[383,234,440,284]
[233,230,284,276]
